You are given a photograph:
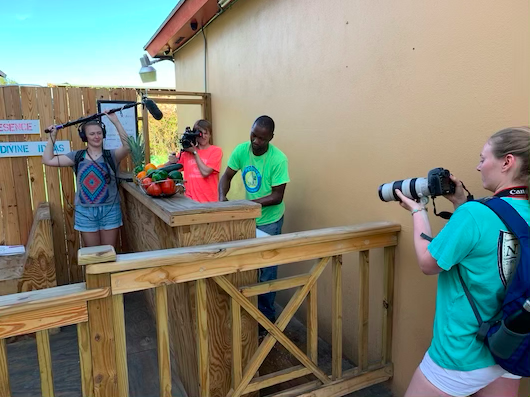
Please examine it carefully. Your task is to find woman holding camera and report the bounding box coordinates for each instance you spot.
[396,127,529,397]
[167,120,222,202]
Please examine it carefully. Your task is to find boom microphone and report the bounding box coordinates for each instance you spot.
[143,98,163,120]
[44,97,163,133]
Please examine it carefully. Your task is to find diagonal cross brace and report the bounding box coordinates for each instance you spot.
[214,256,332,397]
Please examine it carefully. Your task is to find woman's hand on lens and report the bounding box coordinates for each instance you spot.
[395,190,423,212]
[444,174,467,210]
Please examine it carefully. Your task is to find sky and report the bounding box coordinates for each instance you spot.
[1,0,177,88]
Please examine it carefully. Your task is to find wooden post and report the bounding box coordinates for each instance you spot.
[196,279,209,397]
[156,285,171,397]
[358,250,369,371]
[231,298,242,389]
[81,246,119,397]
[0,338,11,397]
[142,106,150,164]
[77,322,94,397]
[112,294,129,397]
[382,246,395,365]
[36,329,55,397]
[307,284,318,365]
[332,255,342,380]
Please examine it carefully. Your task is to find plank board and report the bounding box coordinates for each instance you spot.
[20,87,46,209]
[0,339,10,397]
[65,87,85,282]
[4,86,33,246]
[108,233,398,293]
[0,302,87,338]
[86,274,118,397]
[53,86,72,284]
[0,88,22,245]
[36,329,55,397]
[36,87,68,285]
[0,282,108,316]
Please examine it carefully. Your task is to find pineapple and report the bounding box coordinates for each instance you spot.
[128,134,146,176]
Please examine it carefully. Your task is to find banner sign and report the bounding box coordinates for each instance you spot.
[0,120,41,135]
[97,101,138,150]
[0,141,71,158]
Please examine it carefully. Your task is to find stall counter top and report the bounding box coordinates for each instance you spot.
[120,181,261,227]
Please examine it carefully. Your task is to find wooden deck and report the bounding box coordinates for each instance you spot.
[5,291,392,397]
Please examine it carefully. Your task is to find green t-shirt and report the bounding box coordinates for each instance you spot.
[427,198,530,371]
[227,142,289,226]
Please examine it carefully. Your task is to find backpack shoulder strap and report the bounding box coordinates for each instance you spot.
[102,149,118,177]
[74,150,86,175]
[477,197,529,241]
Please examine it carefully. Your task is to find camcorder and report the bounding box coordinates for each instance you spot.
[378,167,456,202]
[179,126,203,149]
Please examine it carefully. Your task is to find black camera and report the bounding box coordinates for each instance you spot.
[179,126,202,149]
[378,167,456,202]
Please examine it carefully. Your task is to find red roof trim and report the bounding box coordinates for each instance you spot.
[144,0,218,57]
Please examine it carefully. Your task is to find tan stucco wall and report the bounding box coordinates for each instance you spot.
[170,0,529,394]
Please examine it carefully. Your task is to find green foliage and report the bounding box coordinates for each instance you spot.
[128,133,146,169]
[149,104,178,164]
[0,76,17,85]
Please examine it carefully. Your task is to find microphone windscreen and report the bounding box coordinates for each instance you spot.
[144,99,163,120]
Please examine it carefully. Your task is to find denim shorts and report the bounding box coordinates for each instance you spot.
[74,203,123,232]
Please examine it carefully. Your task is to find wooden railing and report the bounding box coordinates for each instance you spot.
[0,222,400,397]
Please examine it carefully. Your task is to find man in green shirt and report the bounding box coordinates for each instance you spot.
[219,115,290,325]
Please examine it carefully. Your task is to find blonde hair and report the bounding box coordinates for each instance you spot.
[489,127,530,185]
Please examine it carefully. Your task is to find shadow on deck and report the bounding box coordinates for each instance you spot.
[6,291,392,397]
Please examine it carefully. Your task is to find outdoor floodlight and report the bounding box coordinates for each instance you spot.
[139,54,174,83]
[0,70,6,78]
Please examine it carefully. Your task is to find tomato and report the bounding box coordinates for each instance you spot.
[141,177,153,189]
[146,183,162,197]
[160,179,176,195]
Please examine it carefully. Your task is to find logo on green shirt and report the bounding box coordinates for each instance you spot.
[242,165,262,193]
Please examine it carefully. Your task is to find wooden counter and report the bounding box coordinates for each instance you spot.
[119,182,261,397]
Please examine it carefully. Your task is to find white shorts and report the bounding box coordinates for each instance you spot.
[419,352,521,397]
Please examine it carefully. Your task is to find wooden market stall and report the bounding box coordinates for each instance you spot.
[119,181,261,397]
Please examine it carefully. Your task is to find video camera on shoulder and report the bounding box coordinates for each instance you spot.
[378,167,456,202]
[179,126,203,149]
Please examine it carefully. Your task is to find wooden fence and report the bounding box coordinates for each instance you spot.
[0,86,211,286]
[0,222,399,397]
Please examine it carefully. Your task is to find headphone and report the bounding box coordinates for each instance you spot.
[78,119,107,142]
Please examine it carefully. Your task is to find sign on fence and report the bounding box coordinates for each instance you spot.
[97,100,138,150]
[0,141,71,158]
[0,120,41,135]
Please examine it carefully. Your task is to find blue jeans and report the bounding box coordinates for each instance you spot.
[257,216,284,322]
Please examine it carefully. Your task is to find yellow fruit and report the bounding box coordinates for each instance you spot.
[144,163,156,172]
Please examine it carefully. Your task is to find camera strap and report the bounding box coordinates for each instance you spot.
[494,186,528,199]
[432,181,474,220]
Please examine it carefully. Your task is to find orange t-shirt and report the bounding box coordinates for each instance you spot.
[177,145,222,203]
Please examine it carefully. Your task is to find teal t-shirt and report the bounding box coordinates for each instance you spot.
[227,142,290,226]
[427,198,530,371]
